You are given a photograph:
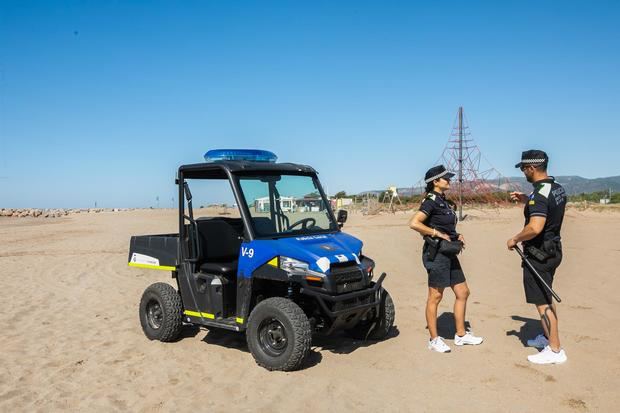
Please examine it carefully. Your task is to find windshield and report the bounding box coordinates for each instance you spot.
[238,174,337,237]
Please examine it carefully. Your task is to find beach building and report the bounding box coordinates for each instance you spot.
[254,196,295,212]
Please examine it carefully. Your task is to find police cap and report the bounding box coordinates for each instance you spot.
[515,149,549,168]
[424,165,455,183]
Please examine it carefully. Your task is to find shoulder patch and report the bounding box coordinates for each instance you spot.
[426,193,437,201]
[537,183,551,198]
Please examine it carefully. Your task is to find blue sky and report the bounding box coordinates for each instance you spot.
[1,1,619,208]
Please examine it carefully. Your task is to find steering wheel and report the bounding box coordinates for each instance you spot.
[288,217,316,231]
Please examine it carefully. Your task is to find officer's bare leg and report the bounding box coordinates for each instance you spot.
[451,282,470,337]
[426,287,444,339]
[536,303,560,351]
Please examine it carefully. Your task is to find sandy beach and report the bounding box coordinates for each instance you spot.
[1,207,619,412]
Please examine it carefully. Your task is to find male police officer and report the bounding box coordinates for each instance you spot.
[507,150,567,364]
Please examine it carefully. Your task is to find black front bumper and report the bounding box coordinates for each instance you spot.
[299,273,387,332]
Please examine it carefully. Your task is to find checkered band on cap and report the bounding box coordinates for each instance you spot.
[521,158,546,164]
[424,169,449,183]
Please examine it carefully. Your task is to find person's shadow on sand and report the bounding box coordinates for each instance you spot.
[506,315,542,347]
[435,312,472,338]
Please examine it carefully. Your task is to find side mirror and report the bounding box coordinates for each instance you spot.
[337,209,348,228]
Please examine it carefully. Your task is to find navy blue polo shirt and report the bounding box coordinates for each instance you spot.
[419,191,459,240]
[523,177,567,248]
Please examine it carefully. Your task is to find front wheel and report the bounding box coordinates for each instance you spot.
[246,297,312,371]
[346,288,395,340]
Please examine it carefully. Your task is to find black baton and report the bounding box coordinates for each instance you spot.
[514,246,562,303]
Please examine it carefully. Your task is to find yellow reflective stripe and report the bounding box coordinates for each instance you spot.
[183,310,215,319]
[184,310,201,317]
[267,256,278,267]
[236,317,244,324]
[128,262,176,271]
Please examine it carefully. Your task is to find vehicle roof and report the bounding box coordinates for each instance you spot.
[178,160,317,179]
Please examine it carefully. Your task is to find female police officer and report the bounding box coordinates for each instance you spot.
[409,165,483,353]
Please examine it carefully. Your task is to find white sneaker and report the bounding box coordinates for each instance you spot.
[428,336,451,353]
[454,331,484,346]
[527,334,549,349]
[527,345,567,364]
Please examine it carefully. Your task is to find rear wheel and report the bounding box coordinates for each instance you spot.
[246,297,312,371]
[346,288,395,340]
[139,283,183,342]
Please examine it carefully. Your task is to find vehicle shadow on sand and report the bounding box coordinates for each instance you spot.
[194,326,324,369]
[186,324,398,369]
[506,315,543,347]
[312,325,400,355]
[176,324,202,341]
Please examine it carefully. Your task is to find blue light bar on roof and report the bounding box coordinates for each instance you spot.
[204,149,278,163]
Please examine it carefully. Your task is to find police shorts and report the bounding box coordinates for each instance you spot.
[523,251,562,305]
[422,248,466,288]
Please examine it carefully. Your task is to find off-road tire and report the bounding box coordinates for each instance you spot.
[139,282,183,342]
[345,288,395,340]
[246,297,312,371]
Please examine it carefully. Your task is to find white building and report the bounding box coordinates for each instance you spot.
[254,196,296,212]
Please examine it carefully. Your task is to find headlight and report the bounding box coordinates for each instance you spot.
[280,256,325,282]
[279,256,310,273]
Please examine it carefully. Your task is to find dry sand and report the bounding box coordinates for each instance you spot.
[1,207,619,412]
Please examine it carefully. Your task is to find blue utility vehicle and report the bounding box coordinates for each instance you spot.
[129,150,394,371]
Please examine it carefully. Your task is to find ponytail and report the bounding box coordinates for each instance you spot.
[421,181,434,206]
[424,181,434,195]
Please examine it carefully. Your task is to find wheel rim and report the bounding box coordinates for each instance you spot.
[258,318,288,357]
[146,299,163,330]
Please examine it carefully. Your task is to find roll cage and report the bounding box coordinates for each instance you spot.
[177,160,340,245]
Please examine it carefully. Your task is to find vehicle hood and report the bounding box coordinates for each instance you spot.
[249,232,363,274]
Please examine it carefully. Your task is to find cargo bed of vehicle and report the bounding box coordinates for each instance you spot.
[128,234,179,270]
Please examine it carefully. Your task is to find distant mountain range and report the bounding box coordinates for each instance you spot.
[358,176,620,197]
[503,176,620,195]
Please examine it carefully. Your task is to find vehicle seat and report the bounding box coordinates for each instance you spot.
[196,218,243,278]
[199,260,238,276]
[252,217,276,235]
